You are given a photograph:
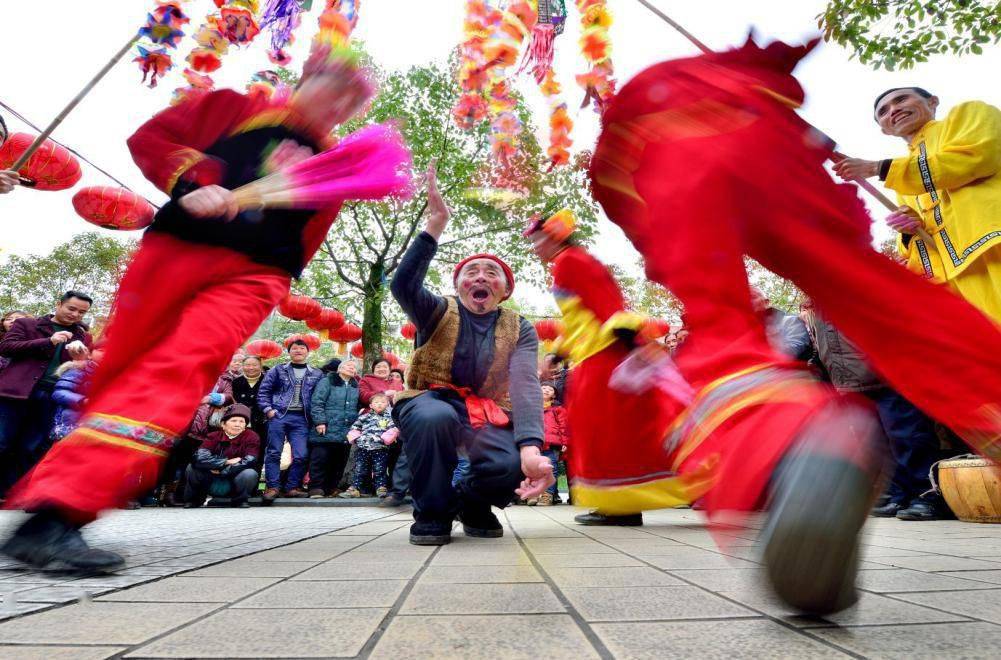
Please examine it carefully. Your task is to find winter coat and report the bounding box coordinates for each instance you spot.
[186,373,236,443]
[191,428,261,476]
[49,360,96,440]
[232,374,267,431]
[258,362,322,422]
[349,409,396,451]
[808,314,882,392]
[542,404,569,450]
[358,373,404,407]
[0,315,92,399]
[309,374,360,443]
[764,308,813,362]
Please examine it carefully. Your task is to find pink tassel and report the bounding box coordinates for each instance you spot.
[519,24,555,84]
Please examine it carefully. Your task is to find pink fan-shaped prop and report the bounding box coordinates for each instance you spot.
[231,123,413,210]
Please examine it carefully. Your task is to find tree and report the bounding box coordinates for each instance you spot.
[0,233,135,327]
[820,0,1001,70]
[294,58,599,370]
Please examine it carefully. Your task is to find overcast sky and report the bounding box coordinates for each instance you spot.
[2,0,999,309]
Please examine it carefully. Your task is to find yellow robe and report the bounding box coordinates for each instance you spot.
[888,101,1001,323]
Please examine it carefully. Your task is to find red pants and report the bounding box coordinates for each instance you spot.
[7,233,290,522]
[592,71,1001,516]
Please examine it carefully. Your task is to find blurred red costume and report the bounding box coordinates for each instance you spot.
[590,37,1001,520]
[550,246,709,514]
[8,90,342,522]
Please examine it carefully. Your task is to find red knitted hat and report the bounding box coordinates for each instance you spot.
[453,254,515,300]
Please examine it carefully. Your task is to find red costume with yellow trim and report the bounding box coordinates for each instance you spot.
[7,89,344,522]
[590,36,1001,521]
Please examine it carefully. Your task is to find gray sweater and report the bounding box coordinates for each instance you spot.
[390,232,543,448]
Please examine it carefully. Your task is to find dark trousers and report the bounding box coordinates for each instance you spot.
[389,445,411,497]
[395,390,523,523]
[386,441,403,490]
[264,412,309,489]
[869,388,941,505]
[0,388,57,496]
[352,447,390,491]
[541,448,560,497]
[184,464,259,505]
[308,442,350,493]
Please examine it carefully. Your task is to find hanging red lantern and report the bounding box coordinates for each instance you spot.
[350,342,365,358]
[534,318,564,342]
[642,318,672,340]
[328,323,362,354]
[278,294,321,321]
[244,339,283,360]
[306,307,346,332]
[283,333,321,351]
[400,322,417,341]
[71,186,155,231]
[0,133,82,191]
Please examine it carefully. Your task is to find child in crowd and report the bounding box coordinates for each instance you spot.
[50,347,102,441]
[340,393,398,498]
[535,381,569,506]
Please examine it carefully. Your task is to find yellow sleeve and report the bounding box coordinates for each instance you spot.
[885,101,1001,195]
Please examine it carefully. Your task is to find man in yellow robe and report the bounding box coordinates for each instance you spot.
[836,88,1001,324]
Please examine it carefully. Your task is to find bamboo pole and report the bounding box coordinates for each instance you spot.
[631,0,937,246]
[10,34,140,171]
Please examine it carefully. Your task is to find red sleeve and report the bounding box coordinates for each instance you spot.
[551,247,628,323]
[358,375,378,406]
[126,89,252,195]
[555,406,569,448]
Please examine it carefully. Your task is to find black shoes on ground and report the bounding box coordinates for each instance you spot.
[458,508,503,538]
[1,510,125,573]
[871,501,903,517]
[409,519,453,545]
[380,493,407,507]
[574,511,643,526]
[873,497,948,520]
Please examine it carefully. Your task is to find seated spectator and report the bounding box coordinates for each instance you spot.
[0,310,31,372]
[0,292,92,498]
[535,381,569,506]
[340,393,398,498]
[359,359,405,407]
[49,349,103,441]
[308,359,360,498]
[232,356,267,433]
[184,404,261,509]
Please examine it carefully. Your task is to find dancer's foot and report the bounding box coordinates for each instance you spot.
[410,519,452,545]
[574,511,643,526]
[459,507,503,538]
[1,510,125,573]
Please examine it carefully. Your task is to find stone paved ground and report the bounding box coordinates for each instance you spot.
[2,505,1001,658]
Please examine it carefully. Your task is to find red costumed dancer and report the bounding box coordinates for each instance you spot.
[527,210,709,525]
[1,43,380,571]
[590,35,1001,614]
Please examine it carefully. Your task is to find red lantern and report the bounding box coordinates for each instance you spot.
[284,333,321,351]
[534,319,564,342]
[278,294,321,321]
[329,323,363,344]
[306,307,346,332]
[400,322,417,341]
[642,318,672,340]
[350,342,365,358]
[71,186,155,231]
[0,133,82,191]
[244,339,282,360]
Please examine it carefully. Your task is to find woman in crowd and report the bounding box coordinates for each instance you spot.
[359,359,404,408]
[0,311,31,372]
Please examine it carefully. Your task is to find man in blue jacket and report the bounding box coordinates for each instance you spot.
[257,339,321,501]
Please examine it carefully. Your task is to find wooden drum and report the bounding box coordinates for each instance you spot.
[938,457,1001,523]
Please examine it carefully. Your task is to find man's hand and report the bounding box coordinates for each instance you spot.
[267,410,277,419]
[886,205,923,234]
[315,424,327,436]
[515,445,555,500]
[50,331,73,346]
[833,157,880,181]
[179,185,239,220]
[0,170,19,194]
[423,159,451,240]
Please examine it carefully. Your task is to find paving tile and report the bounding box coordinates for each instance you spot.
[431,549,531,566]
[938,570,1001,585]
[0,602,52,621]
[865,555,1001,572]
[12,585,115,604]
[523,538,617,554]
[127,608,387,658]
[420,565,543,584]
[814,621,1001,659]
[512,527,585,539]
[597,539,686,554]
[337,547,435,564]
[546,566,683,588]
[186,560,318,578]
[401,582,563,615]
[669,568,765,592]
[96,576,278,603]
[292,560,425,581]
[236,579,407,609]
[593,619,848,659]
[371,614,599,659]
[536,552,643,568]
[720,588,971,627]
[240,547,354,562]
[561,585,754,622]
[640,548,759,570]
[860,568,1001,593]
[0,646,126,660]
[330,521,409,535]
[859,546,930,558]
[0,602,217,644]
[894,587,1001,624]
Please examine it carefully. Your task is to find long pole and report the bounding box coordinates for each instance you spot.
[10,34,140,171]
[631,0,937,245]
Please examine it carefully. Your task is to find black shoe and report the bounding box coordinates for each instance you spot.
[458,507,503,538]
[1,511,125,573]
[874,493,891,509]
[897,498,947,521]
[410,519,452,545]
[232,501,251,509]
[871,501,903,517]
[380,493,406,508]
[574,511,643,526]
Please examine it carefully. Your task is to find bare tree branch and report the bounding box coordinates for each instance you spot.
[323,238,363,290]
[351,205,380,258]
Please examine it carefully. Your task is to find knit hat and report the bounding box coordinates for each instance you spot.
[453,254,515,300]
[222,403,252,424]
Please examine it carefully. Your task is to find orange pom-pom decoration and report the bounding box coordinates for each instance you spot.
[0,133,82,191]
[400,322,417,341]
[72,186,155,231]
[278,294,321,321]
